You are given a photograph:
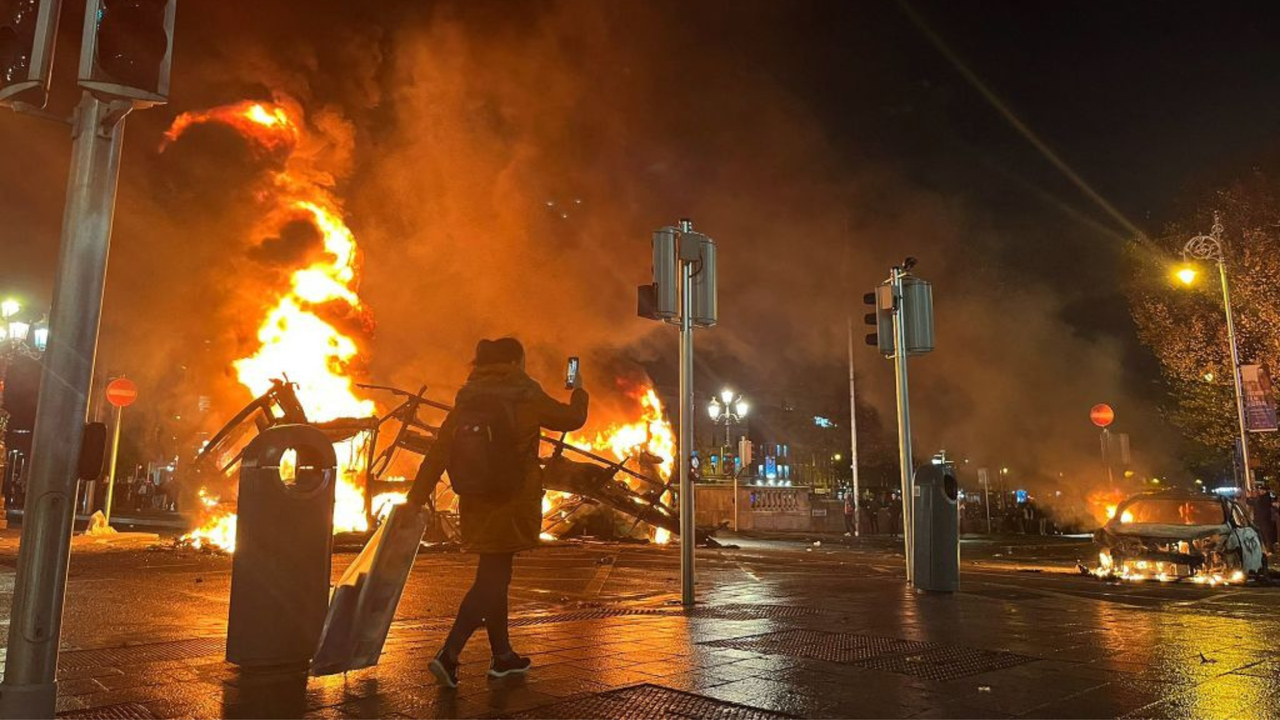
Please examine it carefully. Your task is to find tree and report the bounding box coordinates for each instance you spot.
[1128,169,1280,477]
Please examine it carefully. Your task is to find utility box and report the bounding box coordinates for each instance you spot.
[227,424,337,668]
[911,462,959,592]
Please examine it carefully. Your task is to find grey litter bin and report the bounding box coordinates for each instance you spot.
[911,462,960,592]
[227,424,337,668]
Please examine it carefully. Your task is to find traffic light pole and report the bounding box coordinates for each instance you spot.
[890,266,915,585]
[1,93,130,719]
[103,403,123,524]
[846,315,860,537]
[678,223,696,608]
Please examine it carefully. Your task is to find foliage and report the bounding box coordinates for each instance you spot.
[1128,169,1280,474]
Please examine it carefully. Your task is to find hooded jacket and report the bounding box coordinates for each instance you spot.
[410,363,588,554]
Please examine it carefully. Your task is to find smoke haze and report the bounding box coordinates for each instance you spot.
[0,0,1177,492]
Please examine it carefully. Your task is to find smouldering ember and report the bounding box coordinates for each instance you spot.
[1092,552,1246,586]
[165,99,393,550]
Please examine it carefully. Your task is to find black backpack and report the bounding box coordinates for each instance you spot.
[446,394,522,496]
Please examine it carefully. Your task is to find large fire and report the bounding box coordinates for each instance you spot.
[166,101,677,552]
[167,100,390,550]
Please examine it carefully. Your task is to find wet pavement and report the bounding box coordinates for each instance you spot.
[1,532,1279,719]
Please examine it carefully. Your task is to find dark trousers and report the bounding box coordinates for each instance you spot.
[443,552,515,658]
[843,514,855,533]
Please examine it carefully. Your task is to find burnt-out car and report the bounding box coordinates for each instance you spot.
[1093,491,1266,583]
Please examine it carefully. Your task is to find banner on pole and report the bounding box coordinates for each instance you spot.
[1241,364,1278,432]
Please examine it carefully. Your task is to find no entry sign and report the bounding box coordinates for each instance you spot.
[105,378,138,408]
[1090,403,1114,428]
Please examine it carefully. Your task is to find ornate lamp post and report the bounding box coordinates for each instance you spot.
[1176,213,1254,493]
[708,388,748,448]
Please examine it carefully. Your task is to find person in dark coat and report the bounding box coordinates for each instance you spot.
[409,338,588,687]
[843,495,856,536]
[1253,485,1276,552]
[889,492,903,538]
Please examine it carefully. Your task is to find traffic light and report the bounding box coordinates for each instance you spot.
[863,284,894,356]
[78,0,175,105]
[0,0,60,108]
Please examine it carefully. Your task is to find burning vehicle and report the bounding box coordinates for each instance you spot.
[1092,491,1267,584]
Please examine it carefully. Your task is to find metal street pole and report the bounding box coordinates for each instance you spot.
[1101,428,1114,486]
[2,93,129,718]
[983,478,992,534]
[678,222,696,607]
[1182,214,1254,495]
[890,266,914,583]
[732,468,739,532]
[103,403,122,524]
[847,315,860,536]
[1219,261,1254,494]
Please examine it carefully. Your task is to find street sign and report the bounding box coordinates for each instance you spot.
[1089,403,1114,428]
[1241,364,1278,432]
[105,377,138,408]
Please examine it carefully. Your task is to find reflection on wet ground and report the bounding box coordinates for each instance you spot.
[13,536,1280,718]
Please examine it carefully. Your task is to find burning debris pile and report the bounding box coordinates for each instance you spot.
[164,99,689,554]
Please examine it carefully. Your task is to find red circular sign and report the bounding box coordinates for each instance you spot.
[1090,403,1114,428]
[105,378,138,408]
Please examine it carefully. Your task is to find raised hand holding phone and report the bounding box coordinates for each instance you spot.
[565,357,581,390]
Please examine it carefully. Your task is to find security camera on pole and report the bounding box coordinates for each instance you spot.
[863,257,934,585]
[638,220,717,607]
[0,2,178,716]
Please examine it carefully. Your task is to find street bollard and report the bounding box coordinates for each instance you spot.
[911,462,960,592]
[227,424,336,669]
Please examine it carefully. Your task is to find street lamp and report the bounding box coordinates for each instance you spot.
[1176,213,1254,493]
[708,388,749,451]
[1,299,19,320]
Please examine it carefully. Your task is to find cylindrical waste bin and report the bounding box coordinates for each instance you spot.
[227,424,337,668]
[911,462,959,592]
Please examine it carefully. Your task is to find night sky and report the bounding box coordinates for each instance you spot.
[3,0,1279,488]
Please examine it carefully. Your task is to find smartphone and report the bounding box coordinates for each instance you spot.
[565,356,580,390]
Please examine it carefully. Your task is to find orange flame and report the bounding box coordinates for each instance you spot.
[1086,488,1128,526]
[168,99,391,550]
[161,101,299,153]
[566,387,676,479]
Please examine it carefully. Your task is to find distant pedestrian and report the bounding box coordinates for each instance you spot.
[865,492,880,534]
[135,476,150,511]
[889,492,903,538]
[1252,485,1276,552]
[843,495,855,536]
[407,338,589,688]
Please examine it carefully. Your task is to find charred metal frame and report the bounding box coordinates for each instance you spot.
[192,379,693,542]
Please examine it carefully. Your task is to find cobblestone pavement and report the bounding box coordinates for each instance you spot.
[3,534,1280,719]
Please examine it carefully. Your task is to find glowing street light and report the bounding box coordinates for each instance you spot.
[708,388,749,457]
[1175,213,1254,493]
[1,299,19,319]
